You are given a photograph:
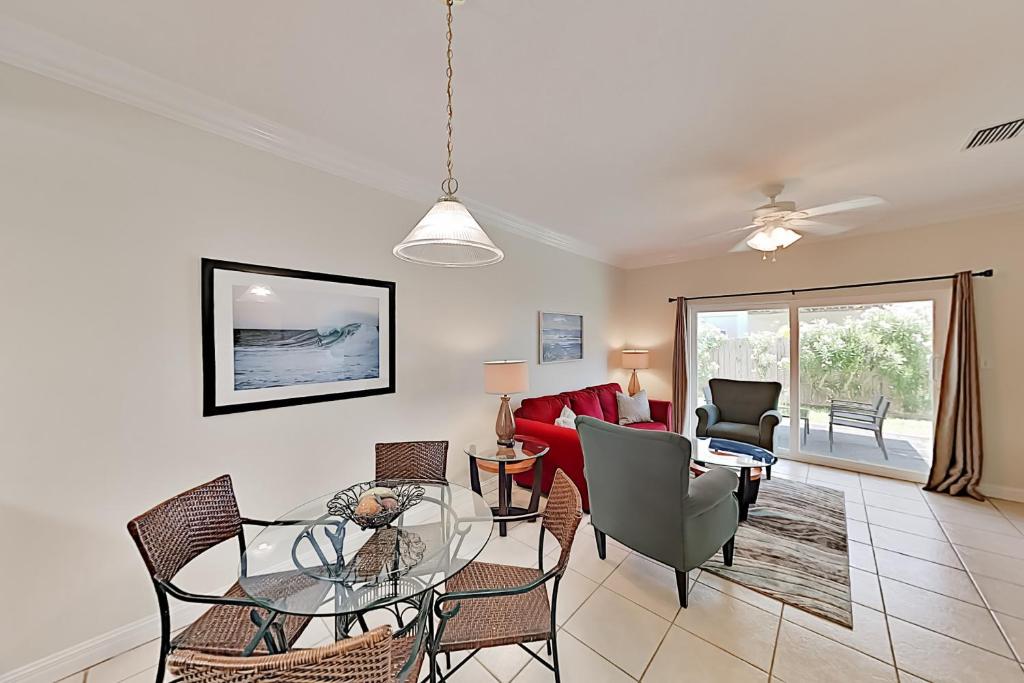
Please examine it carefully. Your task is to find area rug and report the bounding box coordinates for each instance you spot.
[701,478,853,627]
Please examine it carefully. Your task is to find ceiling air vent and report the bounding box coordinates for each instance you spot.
[964,118,1024,150]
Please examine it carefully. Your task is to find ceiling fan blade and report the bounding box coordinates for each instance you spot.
[729,237,753,252]
[800,196,885,218]
[689,224,758,244]
[787,220,853,236]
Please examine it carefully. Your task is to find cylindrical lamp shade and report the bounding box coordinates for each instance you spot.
[622,349,650,370]
[483,360,529,395]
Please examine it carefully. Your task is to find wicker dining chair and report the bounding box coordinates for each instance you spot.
[127,475,314,683]
[167,589,434,683]
[375,441,449,482]
[432,469,583,682]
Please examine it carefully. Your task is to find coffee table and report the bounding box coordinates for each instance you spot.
[693,437,778,521]
[465,437,549,537]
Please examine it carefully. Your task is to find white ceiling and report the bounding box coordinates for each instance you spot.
[2,0,1023,267]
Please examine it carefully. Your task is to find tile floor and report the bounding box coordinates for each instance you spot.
[62,459,1024,682]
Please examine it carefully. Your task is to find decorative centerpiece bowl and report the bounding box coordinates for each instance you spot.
[327,481,425,530]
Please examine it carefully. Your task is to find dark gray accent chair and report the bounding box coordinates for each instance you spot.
[575,416,738,608]
[697,378,783,453]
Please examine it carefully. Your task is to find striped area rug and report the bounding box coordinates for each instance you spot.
[702,478,853,627]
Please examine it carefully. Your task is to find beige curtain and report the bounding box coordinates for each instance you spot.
[925,271,984,500]
[672,298,688,433]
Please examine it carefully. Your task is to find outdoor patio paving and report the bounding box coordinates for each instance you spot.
[775,421,931,475]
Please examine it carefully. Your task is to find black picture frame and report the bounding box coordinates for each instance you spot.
[201,258,396,416]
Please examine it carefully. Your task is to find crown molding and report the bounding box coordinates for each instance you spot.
[0,16,616,266]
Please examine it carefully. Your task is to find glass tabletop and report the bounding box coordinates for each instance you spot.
[238,480,493,617]
[464,436,549,463]
[694,437,778,469]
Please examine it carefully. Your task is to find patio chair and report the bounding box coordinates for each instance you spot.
[168,590,433,683]
[576,416,738,608]
[375,440,449,482]
[829,396,892,459]
[432,469,583,682]
[127,475,314,683]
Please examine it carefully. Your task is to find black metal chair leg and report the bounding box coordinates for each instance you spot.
[546,639,552,655]
[155,589,170,683]
[551,630,562,683]
[675,570,689,608]
[594,528,607,560]
[723,536,735,566]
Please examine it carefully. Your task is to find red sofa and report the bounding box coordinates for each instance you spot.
[512,382,672,511]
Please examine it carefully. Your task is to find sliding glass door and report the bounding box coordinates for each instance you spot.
[690,290,945,480]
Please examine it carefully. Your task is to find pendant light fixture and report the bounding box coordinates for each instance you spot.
[393,0,504,267]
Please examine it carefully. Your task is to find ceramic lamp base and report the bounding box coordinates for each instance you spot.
[628,369,642,396]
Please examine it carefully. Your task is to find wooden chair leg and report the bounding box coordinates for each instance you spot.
[594,528,607,560]
[676,570,689,608]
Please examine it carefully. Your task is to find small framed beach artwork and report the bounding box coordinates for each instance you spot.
[539,311,583,364]
[201,259,395,415]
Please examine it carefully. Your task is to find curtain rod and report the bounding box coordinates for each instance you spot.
[667,269,994,303]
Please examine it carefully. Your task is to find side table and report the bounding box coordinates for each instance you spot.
[465,437,549,537]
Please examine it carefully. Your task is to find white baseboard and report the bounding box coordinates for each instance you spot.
[978,483,1024,503]
[0,596,212,683]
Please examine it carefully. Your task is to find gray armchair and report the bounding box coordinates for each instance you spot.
[697,378,782,452]
[576,416,738,608]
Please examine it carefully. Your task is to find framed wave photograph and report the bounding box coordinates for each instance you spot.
[539,311,583,364]
[201,259,395,415]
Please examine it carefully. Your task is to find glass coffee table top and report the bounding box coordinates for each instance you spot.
[238,480,492,617]
[464,437,549,463]
[693,437,778,469]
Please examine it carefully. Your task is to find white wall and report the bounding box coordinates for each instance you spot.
[620,210,1024,499]
[0,64,623,676]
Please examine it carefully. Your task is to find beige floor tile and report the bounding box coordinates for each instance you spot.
[476,534,542,568]
[604,553,684,621]
[896,673,930,683]
[86,639,162,683]
[879,577,1011,656]
[567,529,630,583]
[440,651,500,682]
[994,611,1024,662]
[943,521,1024,558]
[849,540,877,573]
[674,583,779,672]
[548,568,599,626]
[868,525,962,568]
[847,519,871,544]
[55,674,85,683]
[476,641,544,682]
[771,621,897,682]
[930,506,1022,535]
[782,602,893,664]
[772,460,810,481]
[858,475,924,501]
[865,507,946,540]
[564,587,670,678]
[850,567,883,610]
[959,546,1024,586]
[119,667,161,683]
[846,502,868,522]
[862,491,932,517]
[888,617,1024,683]
[874,548,983,605]
[642,625,767,682]
[698,570,783,616]
[924,491,1002,516]
[810,480,865,505]
[806,466,863,487]
[509,518,557,550]
[977,576,1024,620]
[514,631,633,683]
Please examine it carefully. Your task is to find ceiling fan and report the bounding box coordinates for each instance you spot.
[723,183,885,260]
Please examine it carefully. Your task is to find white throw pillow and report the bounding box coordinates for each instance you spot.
[554,405,578,430]
[617,390,651,425]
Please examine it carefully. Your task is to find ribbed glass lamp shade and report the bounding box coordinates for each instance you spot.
[394,197,505,267]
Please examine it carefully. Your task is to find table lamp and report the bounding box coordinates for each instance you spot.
[622,349,650,396]
[483,360,529,446]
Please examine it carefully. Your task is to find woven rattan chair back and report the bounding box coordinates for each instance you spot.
[542,469,584,572]
[168,625,393,683]
[375,441,449,482]
[127,474,242,582]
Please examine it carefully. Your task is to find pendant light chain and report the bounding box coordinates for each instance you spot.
[442,0,459,197]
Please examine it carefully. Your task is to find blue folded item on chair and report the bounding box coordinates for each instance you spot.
[709,438,774,462]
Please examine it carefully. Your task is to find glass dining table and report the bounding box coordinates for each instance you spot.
[237,480,493,647]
